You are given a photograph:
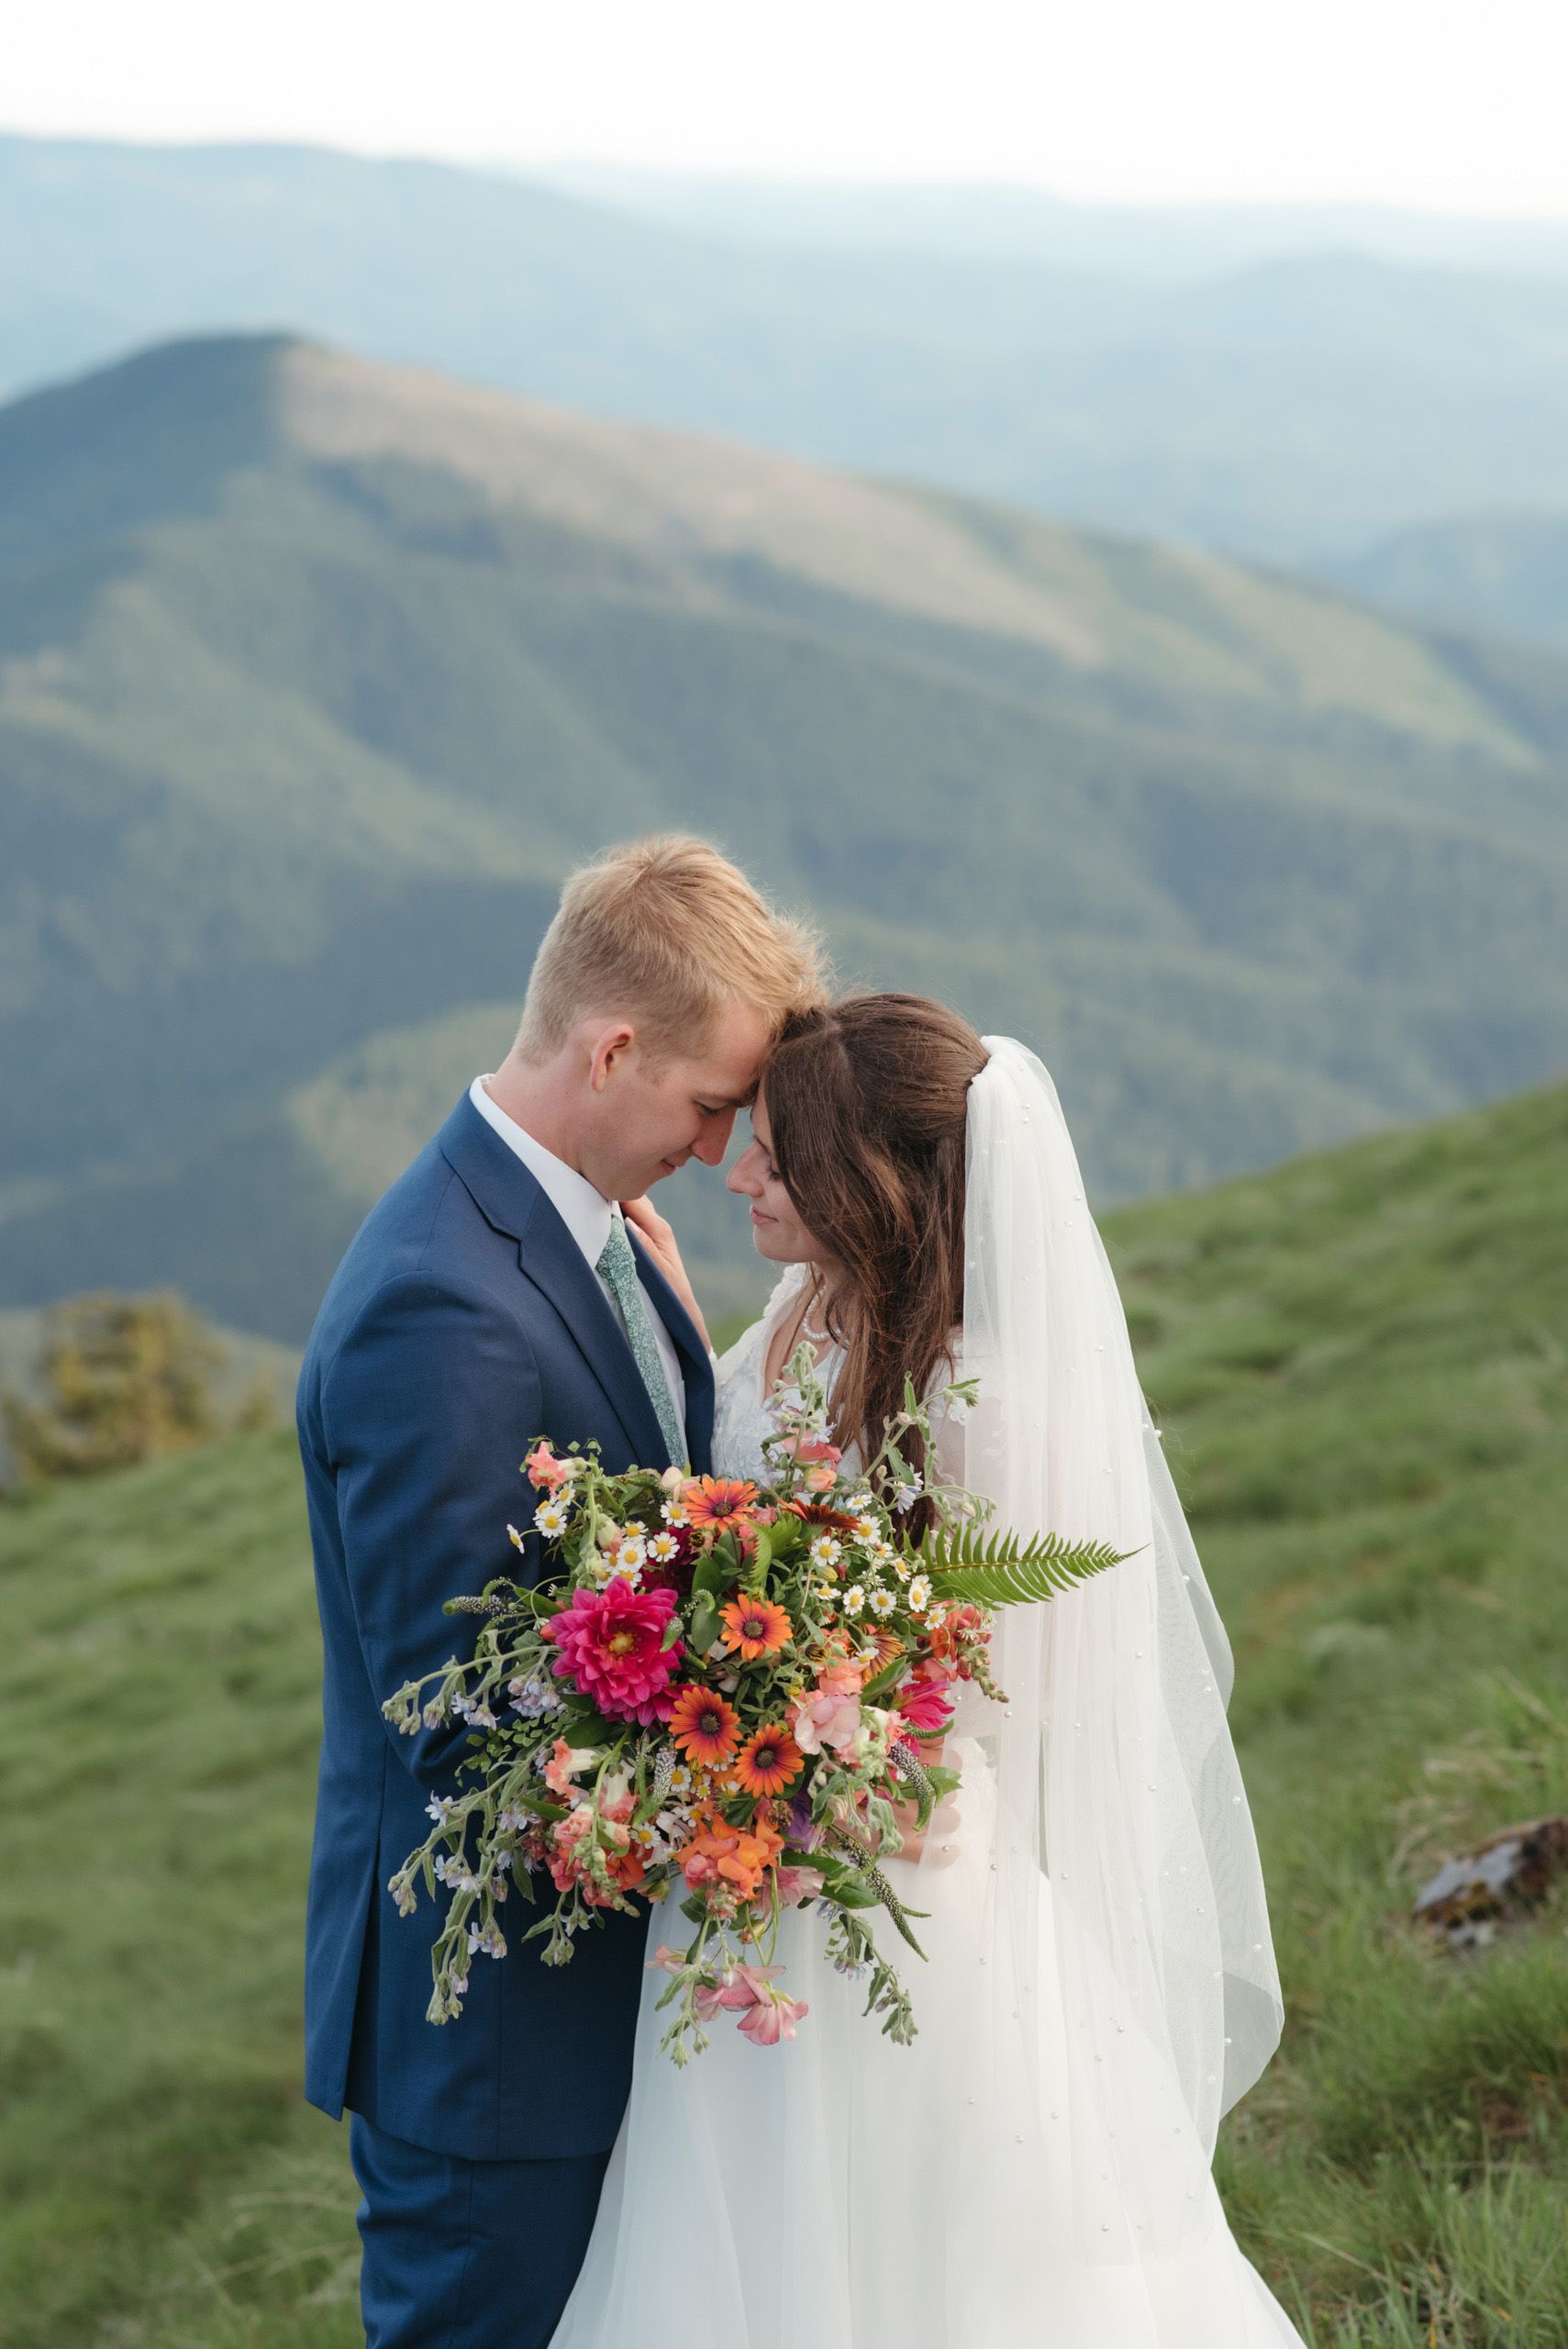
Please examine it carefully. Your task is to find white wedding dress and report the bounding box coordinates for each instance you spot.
[549,1252,1307,2349]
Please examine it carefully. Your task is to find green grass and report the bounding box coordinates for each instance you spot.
[2,1078,1565,2343]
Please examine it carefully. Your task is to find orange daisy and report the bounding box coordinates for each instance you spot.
[732,1722,806,1798]
[782,1500,862,1531]
[719,1594,793,1661]
[681,1475,761,1534]
[668,1685,741,1768]
[866,1626,906,1675]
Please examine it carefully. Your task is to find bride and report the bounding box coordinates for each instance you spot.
[550,994,1305,2349]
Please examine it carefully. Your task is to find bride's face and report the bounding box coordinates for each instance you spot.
[726,1090,832,1265]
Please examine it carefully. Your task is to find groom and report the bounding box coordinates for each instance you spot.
[296,837,823,2348]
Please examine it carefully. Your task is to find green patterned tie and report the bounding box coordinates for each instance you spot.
[595,1209,685,1466]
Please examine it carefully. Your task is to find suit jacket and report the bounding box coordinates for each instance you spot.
[296,1091,715,2160]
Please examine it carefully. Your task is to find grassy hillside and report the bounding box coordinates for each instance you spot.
[2,1078,1564,2343]
[9,135,1568,563]
[3,334,1567,1340]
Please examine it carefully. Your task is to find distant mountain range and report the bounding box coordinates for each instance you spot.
[538,163,1568,278]
[1328,511,1568,646]
[6,134,1568,564]
[2,331,1565,1342]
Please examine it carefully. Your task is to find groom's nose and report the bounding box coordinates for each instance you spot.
[691,1107,739,1166]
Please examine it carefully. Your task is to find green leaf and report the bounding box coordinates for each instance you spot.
[691,1553,731,1600]
[909,1524,1136,1606]
[822,1875,881,1911]
[688,1598,719,1653]
[861,1653,906,1705]
[812,1853,882,1907]
[555,1700,620,1742]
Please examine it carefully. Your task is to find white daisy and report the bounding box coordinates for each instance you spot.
[843,1583,867,1618]
[614,1535,648,1574]
[661,1502,690,1528]
[906,1574,932,1615]
[649,1530,680,1564]
[533,1502,568,1538]
[869,1587,896,1619]
[808,1535,843,1568]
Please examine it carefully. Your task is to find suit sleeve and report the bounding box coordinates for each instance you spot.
[320,1270,544,1790]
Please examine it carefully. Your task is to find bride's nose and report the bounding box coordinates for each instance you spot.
[727,1142,763,1197]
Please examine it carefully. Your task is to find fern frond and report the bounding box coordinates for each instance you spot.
[909,1524,1134,1607]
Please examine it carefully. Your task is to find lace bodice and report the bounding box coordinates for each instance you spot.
[711,1264,963,1488]
[711,1266,839,1486]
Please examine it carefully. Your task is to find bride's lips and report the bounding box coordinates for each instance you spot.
[750,1206,776,1225]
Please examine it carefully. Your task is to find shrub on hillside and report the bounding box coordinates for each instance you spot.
[1,1291,272,1487]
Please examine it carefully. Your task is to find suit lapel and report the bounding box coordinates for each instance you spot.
[438,1096,670,1468]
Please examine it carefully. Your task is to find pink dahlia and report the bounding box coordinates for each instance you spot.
[542,1575,684,1725]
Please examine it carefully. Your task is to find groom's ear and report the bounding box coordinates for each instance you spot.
[587,1020,639,1092]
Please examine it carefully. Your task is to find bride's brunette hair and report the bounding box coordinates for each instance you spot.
[762,994,988,1519]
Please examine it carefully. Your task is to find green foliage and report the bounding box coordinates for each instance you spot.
[916,1522,1131,1605]
[2,1289,272,1488]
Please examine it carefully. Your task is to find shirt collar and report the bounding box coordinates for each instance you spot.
[469,1076,613,1274]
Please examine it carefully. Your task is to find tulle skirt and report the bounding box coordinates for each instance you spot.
[548,1736,1305,2349]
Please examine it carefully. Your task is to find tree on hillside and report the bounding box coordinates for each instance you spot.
[1,1291,272,1486]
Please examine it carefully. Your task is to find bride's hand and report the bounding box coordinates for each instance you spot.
[620,1195,710,1351]
[883,1791,962,1866]
[881,1740,960,1866]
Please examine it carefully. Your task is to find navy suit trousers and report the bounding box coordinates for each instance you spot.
[350,2113,610,2349]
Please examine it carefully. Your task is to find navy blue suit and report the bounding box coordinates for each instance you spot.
[297,1093,714,2345]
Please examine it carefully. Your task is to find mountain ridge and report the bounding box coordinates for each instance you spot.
[2,332,1565,1339]
[7,134,1568,562]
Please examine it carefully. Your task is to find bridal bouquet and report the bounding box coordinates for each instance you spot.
[384,1353,1122,2063]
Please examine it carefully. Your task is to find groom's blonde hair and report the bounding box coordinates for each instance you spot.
[516,836,826,1063]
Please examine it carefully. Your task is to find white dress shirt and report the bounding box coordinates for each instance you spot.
[469,1077,687,1443]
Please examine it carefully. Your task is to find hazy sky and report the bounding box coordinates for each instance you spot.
[7,0,1568,217]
